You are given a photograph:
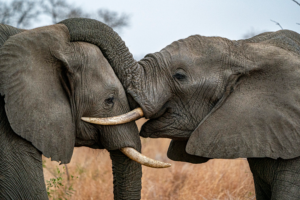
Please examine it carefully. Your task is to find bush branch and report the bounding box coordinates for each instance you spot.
[270,19,283,30]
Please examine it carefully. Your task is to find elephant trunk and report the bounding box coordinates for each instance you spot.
[59,19,146,112]
[59,18,139,90]
[109,149,142,200]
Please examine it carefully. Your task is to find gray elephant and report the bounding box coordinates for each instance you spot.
[68,20,300,200]
[0,20,169,200]
[135,31,300,200]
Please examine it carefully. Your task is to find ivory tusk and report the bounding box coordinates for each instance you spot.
[120,147,171,168]
[81,107,144,125]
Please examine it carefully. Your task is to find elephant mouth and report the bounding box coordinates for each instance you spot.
[81,108,171,168]
[148,102,169,120]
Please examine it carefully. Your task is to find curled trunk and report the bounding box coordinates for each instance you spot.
[59,19,144,111]
[59,18,138,90]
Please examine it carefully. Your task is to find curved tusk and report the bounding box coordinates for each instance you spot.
[120,147,171,168]
[81,107,144,125]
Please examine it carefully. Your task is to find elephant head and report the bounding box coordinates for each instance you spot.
[64,19,300,163]
[0,22,169,199]
[137,30,300,162]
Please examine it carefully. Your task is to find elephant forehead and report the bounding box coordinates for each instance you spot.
[77,42,123,89]
[162,35,228,62]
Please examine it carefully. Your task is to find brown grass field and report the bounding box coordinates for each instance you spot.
[43,119,256,200]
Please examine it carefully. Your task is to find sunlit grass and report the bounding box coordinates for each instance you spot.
[43,119,255,200]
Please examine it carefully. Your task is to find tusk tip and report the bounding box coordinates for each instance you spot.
[120,147,172,168]
[81,117,97,124]
[81,117,89,122]
[159,163,172,168]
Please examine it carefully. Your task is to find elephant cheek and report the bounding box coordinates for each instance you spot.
[140,119,191,140]
[139,120,160,138]
[140,119,174,139]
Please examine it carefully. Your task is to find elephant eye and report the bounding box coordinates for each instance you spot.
[105,97,114,105]
[173,73,186,81]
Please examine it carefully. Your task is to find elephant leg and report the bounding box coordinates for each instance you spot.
[249,157,300,200]
[270,157,300,200]
[0,97,48,200]
[252,174,272,200]
[248,158,273,200]
[271,174,300,200]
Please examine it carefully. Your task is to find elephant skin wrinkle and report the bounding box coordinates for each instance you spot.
[99,25,300,200]
[0,20,142,200]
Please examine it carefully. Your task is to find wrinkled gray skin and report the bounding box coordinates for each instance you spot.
[56,18,300,199]
[73,21,300,200]
[136,31,300,200]
[0,22,142,200]
[138,31,300,200]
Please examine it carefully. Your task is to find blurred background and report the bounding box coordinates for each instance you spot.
[1,0,299,59]
[1,0,299,199]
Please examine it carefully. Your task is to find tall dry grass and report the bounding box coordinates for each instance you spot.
[43,119,255,200]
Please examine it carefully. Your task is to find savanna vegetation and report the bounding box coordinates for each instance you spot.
[43,119,255,200]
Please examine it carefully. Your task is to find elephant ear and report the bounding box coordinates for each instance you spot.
[0,24,75,164]
[186,30,300,160]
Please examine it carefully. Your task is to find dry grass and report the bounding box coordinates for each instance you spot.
[43,119,255,200]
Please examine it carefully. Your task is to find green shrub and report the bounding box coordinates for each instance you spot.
[46,166,77,200]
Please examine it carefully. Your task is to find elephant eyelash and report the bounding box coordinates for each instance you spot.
[105,97,114,105]
[173,73,186,81]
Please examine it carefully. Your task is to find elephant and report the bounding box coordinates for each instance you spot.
[134,30,300,200]
[0,20,169,200]
[65,20,300,200]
